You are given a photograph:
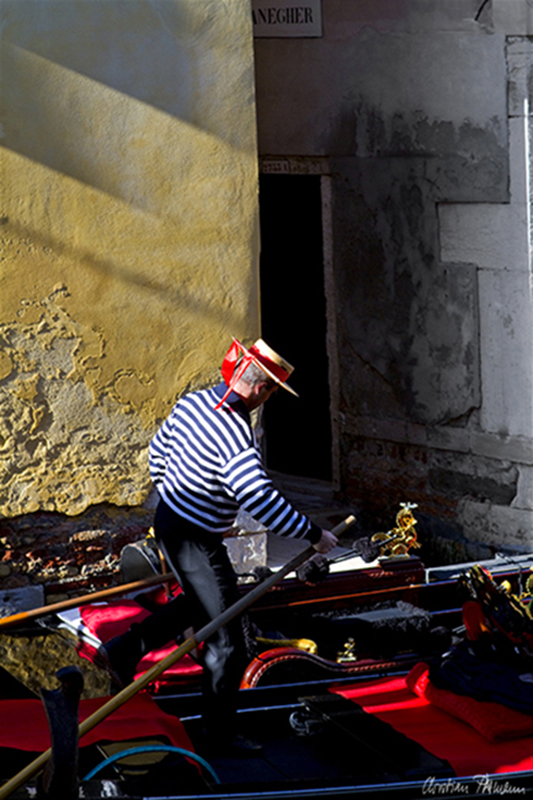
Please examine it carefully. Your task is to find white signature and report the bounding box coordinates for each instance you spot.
[422,775,528,795]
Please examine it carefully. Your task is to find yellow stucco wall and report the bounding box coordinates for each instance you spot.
[0,1,260,517]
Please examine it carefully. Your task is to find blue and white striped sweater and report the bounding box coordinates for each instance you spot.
[149,383,321,543]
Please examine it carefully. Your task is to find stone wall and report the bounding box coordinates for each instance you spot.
[253,0,533,556]
[0,504,154,596]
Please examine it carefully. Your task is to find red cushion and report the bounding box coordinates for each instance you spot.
[82,601,151,640]
[0,692,194,753]
[331,674,533,776]
[79,600,203,685]
[406,662,533,742]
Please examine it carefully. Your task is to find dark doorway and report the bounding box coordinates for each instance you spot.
[259,173,332,481]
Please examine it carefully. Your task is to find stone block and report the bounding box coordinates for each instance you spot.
[428,462,518,505]
[439,203,528,271]
[494,1,533,35]
[458,499,533,550]
[478,269,533,438]
[507,38,533,117]
[512,464,533,510]
[508,116,529,203]
[470,430,533,464]
[426,425,471,455]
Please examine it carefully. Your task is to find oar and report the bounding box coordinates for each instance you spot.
[0,572,175,630]
[0,515,355,800]
[0,516,357,630]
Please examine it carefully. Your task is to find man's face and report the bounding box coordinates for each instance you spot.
[248,381,278,410]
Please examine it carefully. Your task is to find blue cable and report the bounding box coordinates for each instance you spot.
[82,744,220,784]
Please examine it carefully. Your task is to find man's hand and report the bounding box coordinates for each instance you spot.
[313,529,338,554]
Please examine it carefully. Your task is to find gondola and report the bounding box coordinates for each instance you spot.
[4,674,533,800]
[3,503,532,698]
[51,545,533,695]
[2,651,533,798]
[1,552,532,800]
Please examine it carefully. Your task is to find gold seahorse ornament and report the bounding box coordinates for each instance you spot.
[370,502,421,558]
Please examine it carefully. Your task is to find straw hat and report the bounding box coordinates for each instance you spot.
[216,338,298,408]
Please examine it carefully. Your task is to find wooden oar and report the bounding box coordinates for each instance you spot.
[0,572,174,631]
[0,514,358,630]
[0,515,355,800]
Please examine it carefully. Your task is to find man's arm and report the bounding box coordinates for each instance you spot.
[313,529,338,554]
[223,448,330,545]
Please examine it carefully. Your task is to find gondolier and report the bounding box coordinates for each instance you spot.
[103,338,338,756]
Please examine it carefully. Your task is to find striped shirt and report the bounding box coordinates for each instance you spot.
[149,383,321,543]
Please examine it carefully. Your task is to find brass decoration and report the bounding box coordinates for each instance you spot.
[460,563,533,621]
[459,563,533,655]
[371,502,421,559]
[256,637,318,655]
[525,572,533,612]
[336,637,358,663]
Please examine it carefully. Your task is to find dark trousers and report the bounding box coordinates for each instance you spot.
[153,500,247,739]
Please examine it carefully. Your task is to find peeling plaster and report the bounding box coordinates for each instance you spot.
[0,287,154,517]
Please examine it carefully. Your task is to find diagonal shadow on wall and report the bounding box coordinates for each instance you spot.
[0,1,255,210]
